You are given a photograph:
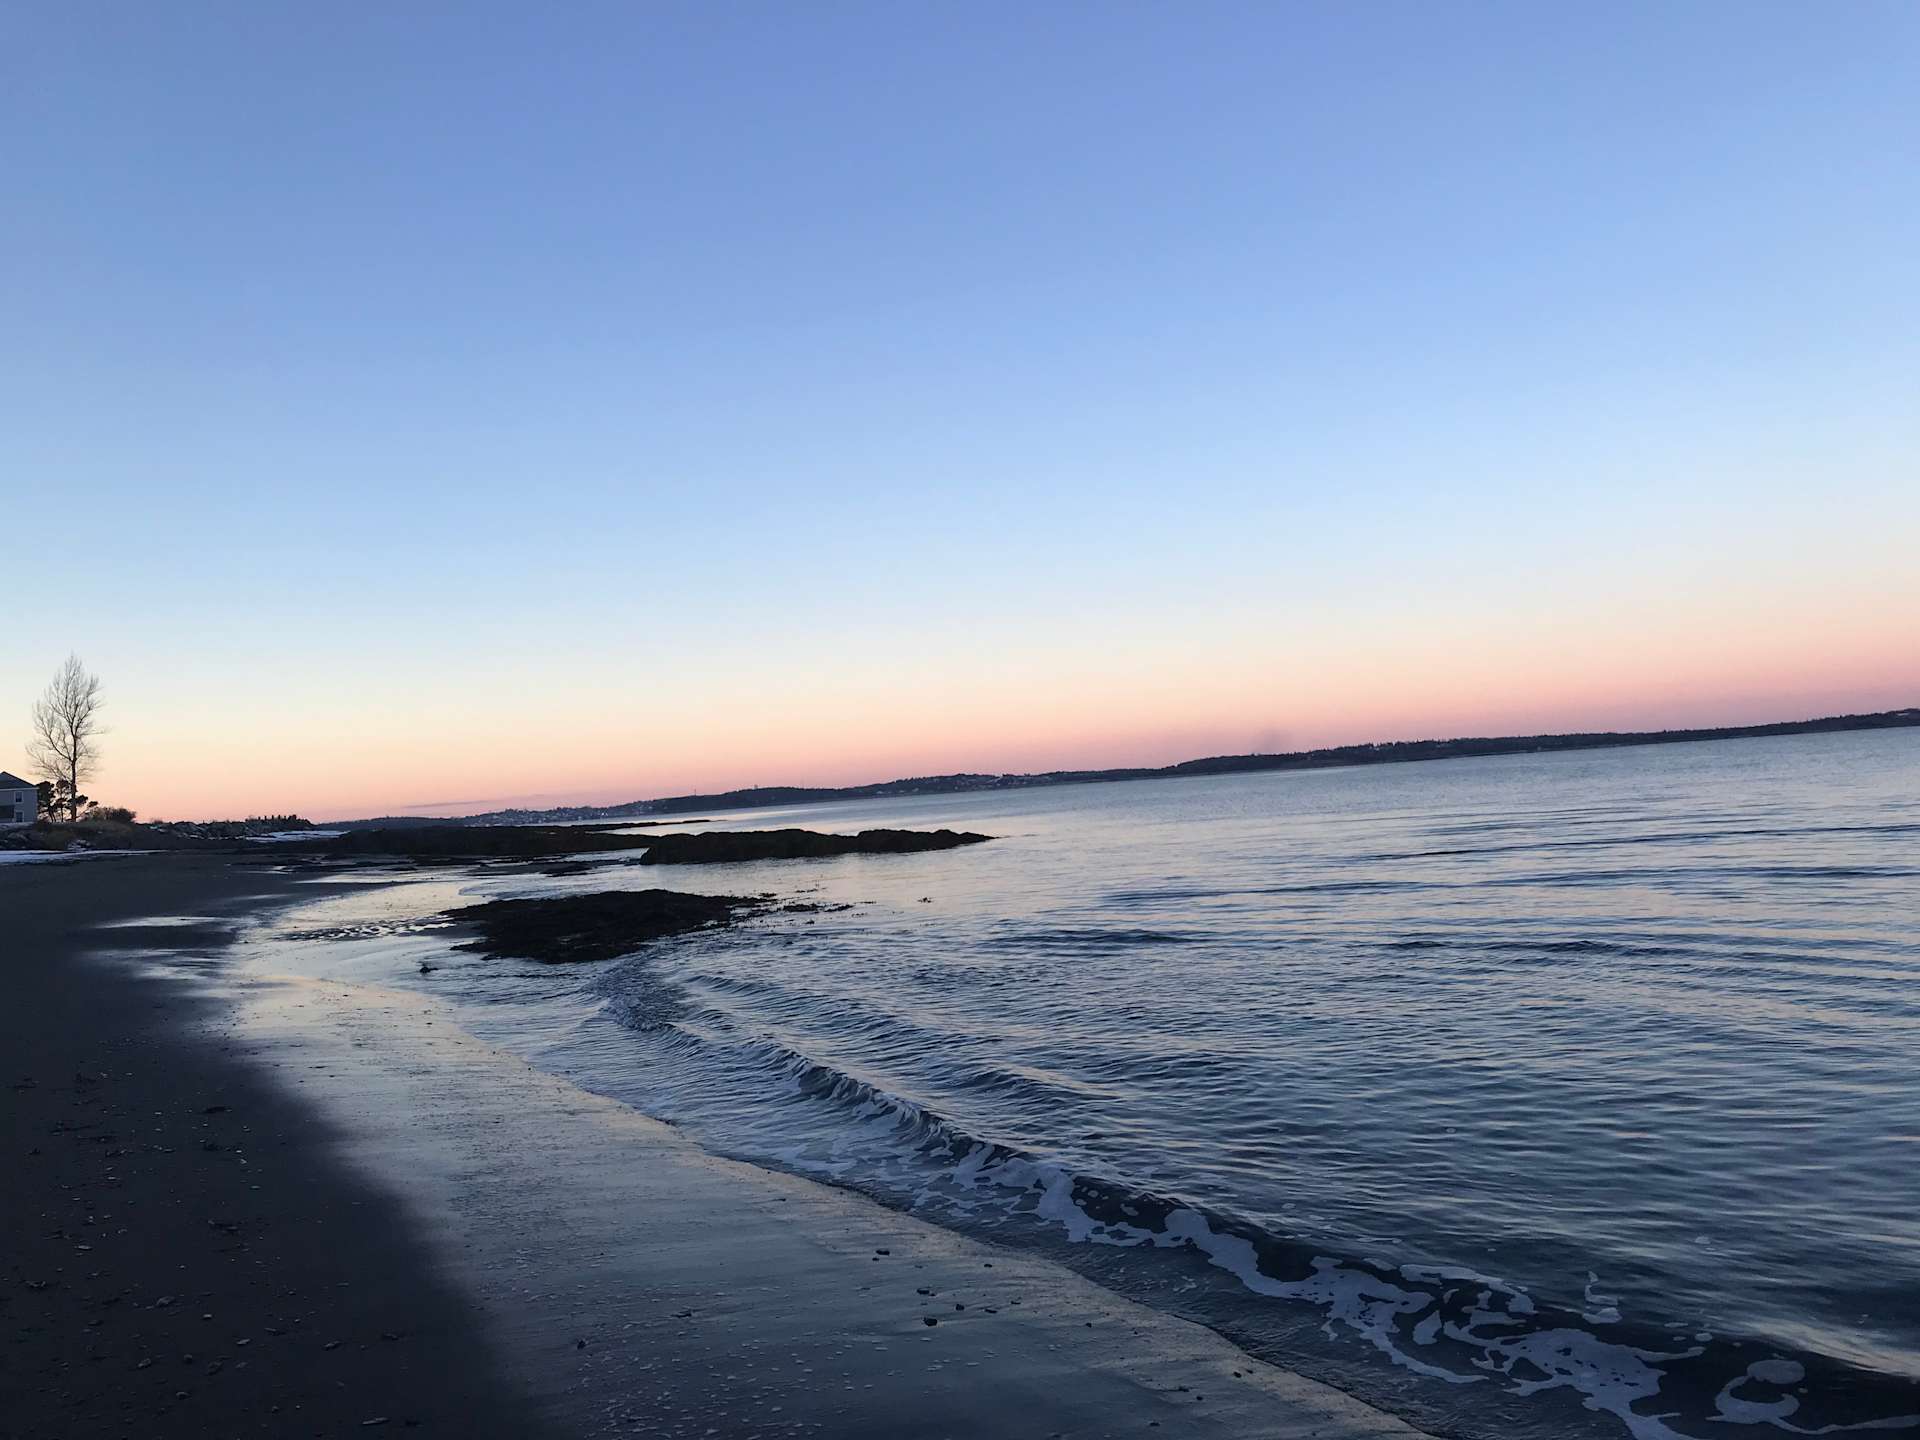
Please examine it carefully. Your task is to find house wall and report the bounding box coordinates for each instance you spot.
[2,783,36,828]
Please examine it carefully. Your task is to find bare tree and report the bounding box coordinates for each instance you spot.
[27,655,104,822]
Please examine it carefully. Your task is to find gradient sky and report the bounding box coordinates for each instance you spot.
[4,3,1916,821]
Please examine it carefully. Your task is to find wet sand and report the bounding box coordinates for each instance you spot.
[3,854,1429,1438]
[1,854,547,1438]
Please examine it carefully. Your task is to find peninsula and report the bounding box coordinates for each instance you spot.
[329,706,1920,828]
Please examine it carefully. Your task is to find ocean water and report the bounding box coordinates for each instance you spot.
[247,728,1920,1439]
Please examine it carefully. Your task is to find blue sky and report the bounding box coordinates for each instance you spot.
[3,4,1916,817]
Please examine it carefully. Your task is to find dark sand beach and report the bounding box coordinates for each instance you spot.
[3,854,1426,1439]
[1,857,547,1438]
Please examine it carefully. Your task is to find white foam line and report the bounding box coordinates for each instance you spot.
[577,1021,1920,1440]
[1714,1359,1920,1433]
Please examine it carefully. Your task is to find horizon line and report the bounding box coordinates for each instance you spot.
[311,702,1920,825]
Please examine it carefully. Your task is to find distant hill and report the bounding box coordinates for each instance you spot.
[321,706,1919,830]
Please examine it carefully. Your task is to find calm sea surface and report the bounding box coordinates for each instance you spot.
[250,728,1920,1439]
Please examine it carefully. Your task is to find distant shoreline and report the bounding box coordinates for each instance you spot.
[330,705,1920,829]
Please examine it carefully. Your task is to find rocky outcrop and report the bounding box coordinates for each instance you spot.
[450,890,762,963]
[320,826,654,859]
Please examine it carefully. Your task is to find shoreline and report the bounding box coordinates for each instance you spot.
[323,708,1920,828]
[1,855,549,1438]
[4,854,1430,1438]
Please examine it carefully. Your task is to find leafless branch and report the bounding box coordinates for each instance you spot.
[26,654,105,821]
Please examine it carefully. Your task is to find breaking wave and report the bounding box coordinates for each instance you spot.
[604,1013,1920,1440]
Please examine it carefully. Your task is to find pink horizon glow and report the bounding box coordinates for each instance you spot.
[95,671,1917,823]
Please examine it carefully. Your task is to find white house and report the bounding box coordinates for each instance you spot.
[1,772,38,828]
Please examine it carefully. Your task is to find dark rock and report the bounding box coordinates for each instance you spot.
[319,826,656,860]
[449,890,762,965]
[539,860,609,877]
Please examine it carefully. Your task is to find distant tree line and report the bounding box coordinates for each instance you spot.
[320,706,1919,830]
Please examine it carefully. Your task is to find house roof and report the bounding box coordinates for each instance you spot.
[0,772,33,789]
